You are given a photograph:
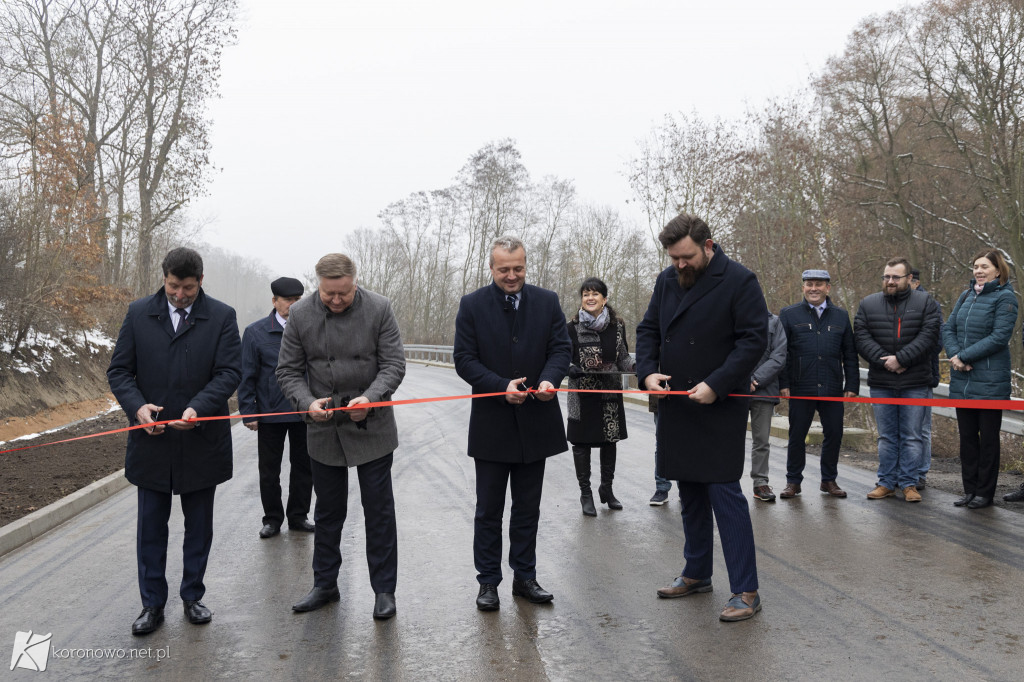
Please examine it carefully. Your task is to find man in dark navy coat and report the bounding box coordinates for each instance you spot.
[454,235,571,611]
[108,247,242,636]
[238,276,313,539]
[777,269,860,500]
[636,214,767,622]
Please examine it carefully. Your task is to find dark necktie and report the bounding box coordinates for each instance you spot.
[506,295,516,311]
[175,308,188,333]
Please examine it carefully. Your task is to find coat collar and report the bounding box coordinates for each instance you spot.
[263,310,284,333]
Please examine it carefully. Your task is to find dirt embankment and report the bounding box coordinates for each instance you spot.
[0,346,114,420]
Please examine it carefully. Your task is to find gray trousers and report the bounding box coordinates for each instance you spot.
[749,401,774,487]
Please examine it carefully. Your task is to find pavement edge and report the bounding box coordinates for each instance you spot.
[0,468,130,559]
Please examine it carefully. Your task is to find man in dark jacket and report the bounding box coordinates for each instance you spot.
[854,257,942,503]
[636,213,767,623]
[454,235,571,611]
[238,276,313,539]
[778,270,860,500]
[748,311,787,502]
[107,247,242,636]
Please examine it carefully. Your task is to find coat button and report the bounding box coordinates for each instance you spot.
[513,336,518,343]
[329,356,335,362]
[689,338,695,344]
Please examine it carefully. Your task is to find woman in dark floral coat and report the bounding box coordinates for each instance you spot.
[567,277,636,516]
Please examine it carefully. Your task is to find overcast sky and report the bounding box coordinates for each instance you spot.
[190,0,911,279]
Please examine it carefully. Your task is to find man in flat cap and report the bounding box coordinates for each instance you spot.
[238,276,314,538]
[777,269,859,500]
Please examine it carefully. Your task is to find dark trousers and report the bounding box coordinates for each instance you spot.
[257,421,312,527]
[957,407,1003,499]
[309,455,397,594]
[137,485,216,607]
[677,481,758,594]
[786,398,844,483]
[474,458,546,585]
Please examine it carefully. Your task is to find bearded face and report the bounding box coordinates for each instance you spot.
[676,248,710,288]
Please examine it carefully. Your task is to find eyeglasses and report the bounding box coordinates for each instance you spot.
[882,275,907,282]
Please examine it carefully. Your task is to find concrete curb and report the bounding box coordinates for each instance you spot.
[0,468,130,559]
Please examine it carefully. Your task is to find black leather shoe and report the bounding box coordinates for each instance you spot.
[476,583,500,611]
[512,578,554,603]
[1003,486,1024,502]
[289,519,315,532]
[183,600,212,624]
[953,494,975,507]
[259,523,280,539]
[292,585,340,612]
[967,496,992,509]
[131,606,164,636]
[373,592,396,620]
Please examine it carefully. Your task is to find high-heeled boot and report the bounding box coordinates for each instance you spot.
[573,446,597,516]
[597,445,622,510]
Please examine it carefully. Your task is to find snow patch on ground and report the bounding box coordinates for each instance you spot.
[1,327,116,376]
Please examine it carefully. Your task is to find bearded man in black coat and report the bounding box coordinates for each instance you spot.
[636,214,768,622]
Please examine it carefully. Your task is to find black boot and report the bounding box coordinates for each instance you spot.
[573,446,597,516]
[597,445,622,510]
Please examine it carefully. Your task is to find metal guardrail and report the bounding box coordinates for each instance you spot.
[403,346,1024,434]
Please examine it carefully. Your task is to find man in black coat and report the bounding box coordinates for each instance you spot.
[636,214,767,622]
[454,235,571,611]
[777,269,860,500]
[107,247,242,636]
[238,276,313,539]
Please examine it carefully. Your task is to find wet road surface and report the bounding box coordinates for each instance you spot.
[2,363,1022,680]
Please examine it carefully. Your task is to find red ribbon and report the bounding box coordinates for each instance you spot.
[1,388,1018,455]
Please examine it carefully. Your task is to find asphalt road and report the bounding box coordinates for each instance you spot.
[2,363,1022,680]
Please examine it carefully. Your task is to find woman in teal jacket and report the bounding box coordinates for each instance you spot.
[942,249,1019,509]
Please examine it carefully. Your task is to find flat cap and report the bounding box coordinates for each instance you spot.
[271,276,304,297]
[801,269,830,281]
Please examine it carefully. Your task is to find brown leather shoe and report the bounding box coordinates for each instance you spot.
[866,485,894,499]
[657,576,713,598]
[819,480,847,498]
[903,486,922,503]
[779,483,801,498]
[719,592,761,622]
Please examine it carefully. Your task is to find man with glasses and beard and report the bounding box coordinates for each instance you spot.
[854,257,942,503]
[636,213,768,622]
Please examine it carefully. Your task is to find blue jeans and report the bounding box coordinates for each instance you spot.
[870,386,930,490]
[653,411,672,492]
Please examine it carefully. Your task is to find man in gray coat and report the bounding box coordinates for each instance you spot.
[748,311,787,502]
[276,253,406,619]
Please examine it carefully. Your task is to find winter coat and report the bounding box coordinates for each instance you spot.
[276,288,406,467]
[854,288,942,389]
[942,279,1018,400]
[107,288,242,494]
[750,313,787,404]
[238,311,302,424]
[635,245,768,482]
[778,298,859,397]
[454,282,571,464]
[566,317,636,445]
